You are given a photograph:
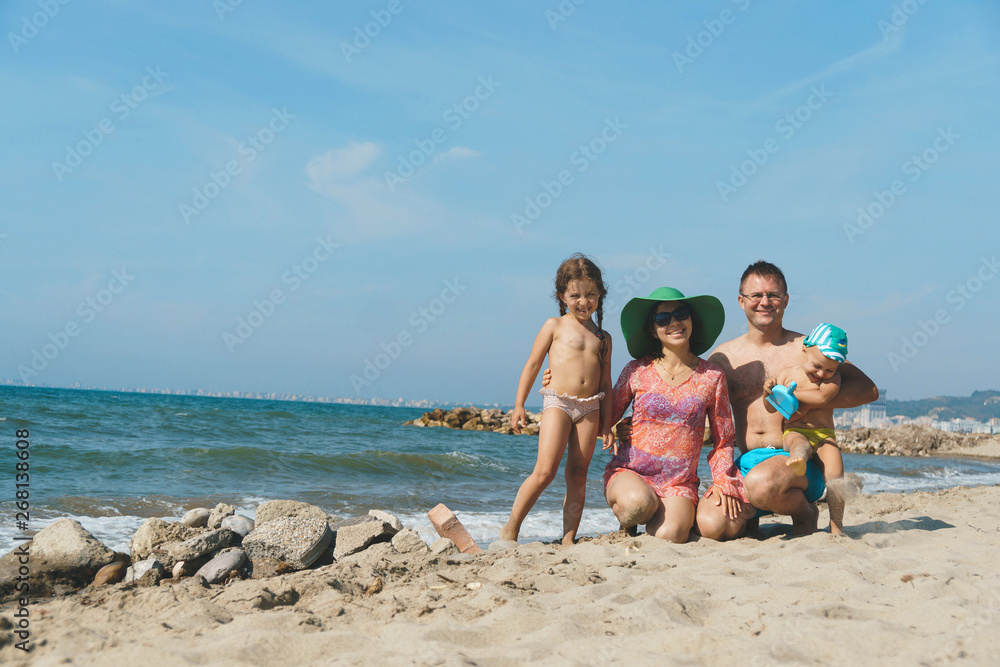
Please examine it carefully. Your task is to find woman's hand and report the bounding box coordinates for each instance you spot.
[707,486,751,521]
[510,406,527,434]
[541,368,552,387]
[615,417,633,447]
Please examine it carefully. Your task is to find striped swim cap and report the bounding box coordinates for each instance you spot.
[803,323,848,363]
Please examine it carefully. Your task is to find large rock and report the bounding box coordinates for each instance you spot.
[168,528,236,561]
[332,516,400,560]
[207,503,236,529]
[255,500,335,529]
[243,517,332,570]
[129,518,198,562]
[194,549,248,584]
[0,519,116,601]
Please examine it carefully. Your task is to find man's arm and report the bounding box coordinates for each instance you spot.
[827,362,878,409]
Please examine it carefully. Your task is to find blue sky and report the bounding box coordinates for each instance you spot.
[2,0,998,405]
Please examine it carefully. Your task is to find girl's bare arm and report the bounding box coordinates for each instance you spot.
[511,319,557,432]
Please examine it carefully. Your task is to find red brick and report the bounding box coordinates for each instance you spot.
[427,503,483,554]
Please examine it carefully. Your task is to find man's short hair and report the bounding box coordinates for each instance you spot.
[739,260,787,293]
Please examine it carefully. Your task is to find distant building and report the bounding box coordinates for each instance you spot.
[933,418,1000,434]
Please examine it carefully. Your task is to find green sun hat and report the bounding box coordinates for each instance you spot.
[620,287,726,358]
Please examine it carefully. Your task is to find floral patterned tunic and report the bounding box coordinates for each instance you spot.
[603,357,748,505]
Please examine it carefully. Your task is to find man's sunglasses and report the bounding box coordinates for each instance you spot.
[653,305,691,327]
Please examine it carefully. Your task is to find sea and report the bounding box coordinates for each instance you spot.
[3,385,1000,556]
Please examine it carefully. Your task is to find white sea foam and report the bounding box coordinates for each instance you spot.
[398,508,621,547]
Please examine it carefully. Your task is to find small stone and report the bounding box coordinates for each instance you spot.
[391,528,430,555]
[92,561,128,587]
[207,503,236,530]
[368,510,403,532]
[243,517,332,570]
[127,558,165,587]
[167,553,212,577]
[168,528,236,561]
[430,538,459,557]
[333,517,399,560]
[181,508,211,528]
[195,549,248,584]
[221,515,255,537]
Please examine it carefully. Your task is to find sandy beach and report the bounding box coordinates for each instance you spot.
[2,483,999,666]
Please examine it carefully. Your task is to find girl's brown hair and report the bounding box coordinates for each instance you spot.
[553,253,609,365]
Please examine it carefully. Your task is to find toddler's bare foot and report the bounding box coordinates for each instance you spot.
[830,522,846,536]
[561,533,576,547]
[499,523,518,542]
[786,456,807,477]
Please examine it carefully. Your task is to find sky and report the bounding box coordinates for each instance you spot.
[2,0,998,406]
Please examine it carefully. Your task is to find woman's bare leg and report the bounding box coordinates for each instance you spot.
[604,469,659,532]
[646,495,696,544]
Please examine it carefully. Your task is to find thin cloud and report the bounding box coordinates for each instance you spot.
[306,142,381,183]
[749,34,904,110]
[434,146,481,163]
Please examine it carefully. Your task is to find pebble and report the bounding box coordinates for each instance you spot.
[181,508,211,528]
[222,515,255,537]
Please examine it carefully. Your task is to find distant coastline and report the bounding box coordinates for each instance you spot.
[0,380,510,411]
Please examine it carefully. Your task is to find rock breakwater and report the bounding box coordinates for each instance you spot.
[838,424,998,457]
[404,406,540,435]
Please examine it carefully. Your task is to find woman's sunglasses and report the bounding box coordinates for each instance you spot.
[653,305,691,327]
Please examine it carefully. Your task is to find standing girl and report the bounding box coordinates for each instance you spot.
[501,254,613,545]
